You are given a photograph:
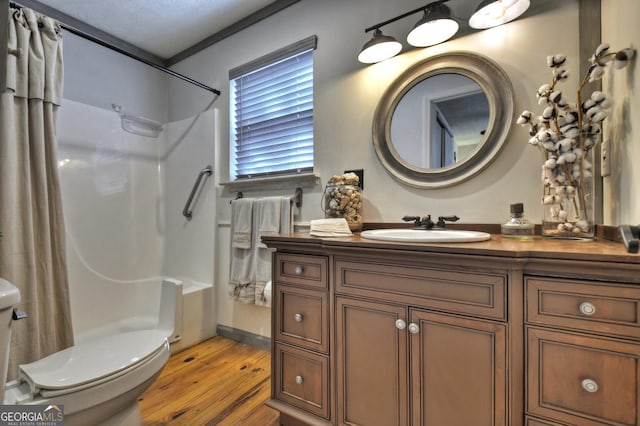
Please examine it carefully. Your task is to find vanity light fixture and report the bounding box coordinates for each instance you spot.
[468,0,531,29]
[407,3,459,47]
[357,29,403,64]
[358,0,530,64]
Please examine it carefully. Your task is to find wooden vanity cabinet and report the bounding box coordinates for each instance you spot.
[264,234,639,426]
[269,252,332,425]
[525,275,640,426]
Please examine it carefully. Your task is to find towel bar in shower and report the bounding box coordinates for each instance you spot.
[183,165,213,220]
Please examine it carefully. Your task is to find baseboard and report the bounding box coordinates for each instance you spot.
[216,324,271,351]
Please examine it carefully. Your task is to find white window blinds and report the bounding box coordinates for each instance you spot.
[230,36,317,180]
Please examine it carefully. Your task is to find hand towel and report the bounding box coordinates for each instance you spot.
[255,197,282,249]
[231,198,253,249]
[229,198,255,303]
[309,218,353,237]
[254,196,293,306]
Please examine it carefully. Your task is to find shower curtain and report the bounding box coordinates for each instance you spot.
[0,7,73,380]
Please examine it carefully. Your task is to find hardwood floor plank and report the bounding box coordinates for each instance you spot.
[139,336,279,425]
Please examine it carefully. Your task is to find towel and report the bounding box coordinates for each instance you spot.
[254,196,293,306]
[228,196,293,307]
[309,218,353,237]
[229,198,255,303]
[231,198,253,249]
[255,197,282,249]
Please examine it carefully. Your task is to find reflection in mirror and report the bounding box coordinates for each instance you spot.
[391,74,489,169]
[372,51,514,188]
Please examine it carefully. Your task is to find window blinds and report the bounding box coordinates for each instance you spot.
[230,36,316,179]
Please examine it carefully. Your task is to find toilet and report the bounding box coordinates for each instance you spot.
[0,278,175,426]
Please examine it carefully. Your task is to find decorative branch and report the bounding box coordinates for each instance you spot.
[516,43,635,236]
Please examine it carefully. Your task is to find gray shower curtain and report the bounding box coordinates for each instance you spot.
[0,6,73,380]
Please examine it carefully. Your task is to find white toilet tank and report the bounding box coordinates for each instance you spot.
[0,278,21,403]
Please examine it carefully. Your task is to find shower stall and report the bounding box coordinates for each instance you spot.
[53,35,219,351]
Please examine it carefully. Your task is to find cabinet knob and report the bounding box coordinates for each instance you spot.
[395,319,406,330]
[294,313,303,322]
[294,266,303,275]
[581,378,598,393]
[579,302,596,316]
[408,323,420,334]
[295,375,304,385]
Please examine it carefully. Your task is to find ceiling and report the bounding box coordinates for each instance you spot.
[25,0,297,63]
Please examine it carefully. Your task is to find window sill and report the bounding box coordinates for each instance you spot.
[220,172,321,193]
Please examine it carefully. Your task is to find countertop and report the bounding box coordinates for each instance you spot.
[262,232,640,265]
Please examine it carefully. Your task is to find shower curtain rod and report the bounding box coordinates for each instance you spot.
[7,0,221,95]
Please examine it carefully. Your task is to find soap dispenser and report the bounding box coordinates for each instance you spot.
[501,202,534,239]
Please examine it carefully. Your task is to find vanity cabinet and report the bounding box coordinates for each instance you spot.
[264,233,639,426]
[271,252,332,423]
[525,276,640,426]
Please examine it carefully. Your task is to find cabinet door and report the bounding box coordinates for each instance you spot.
[410,309,507,426]
[336,297,408,426]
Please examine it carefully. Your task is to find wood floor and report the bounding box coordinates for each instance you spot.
[139,336,279,425]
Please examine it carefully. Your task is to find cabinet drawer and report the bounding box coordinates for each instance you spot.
[274,343,329,420]
[527,277,640,339]
[336,259,506,320]
[275,285,328,353]
[275,254,328,290]
[527,327,640,426]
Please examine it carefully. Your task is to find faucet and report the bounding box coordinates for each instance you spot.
[402,215,460,229]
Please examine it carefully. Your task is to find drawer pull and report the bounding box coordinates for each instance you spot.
[395,319,406,330]
[408,323,420,334]
[294,313,303,322]
[581,378,599,393]
[579,302,596,316]
[294,266,303,275]
[295,375,304,385]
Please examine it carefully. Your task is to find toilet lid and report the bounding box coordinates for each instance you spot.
[19,329,168,392]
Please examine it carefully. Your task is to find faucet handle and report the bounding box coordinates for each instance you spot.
[402,216,421,227]
[437,215,460,228]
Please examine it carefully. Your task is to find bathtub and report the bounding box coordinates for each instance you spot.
[69,274,214,352]
[170,279,216,352]
[73,278,180,343]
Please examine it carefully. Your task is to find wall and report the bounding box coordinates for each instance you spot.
[167,0,581,338]
[602,0,640,224]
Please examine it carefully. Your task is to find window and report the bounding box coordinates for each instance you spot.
[230,36,317,180]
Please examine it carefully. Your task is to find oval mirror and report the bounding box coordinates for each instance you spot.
[372,51,514,188]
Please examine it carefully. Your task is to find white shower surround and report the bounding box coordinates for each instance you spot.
[56,99,217,345]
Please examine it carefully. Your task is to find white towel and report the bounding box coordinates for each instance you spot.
[228,196,293,307]
[309,218,353,237]
[254,196,292,306]
[229,198,255,303]
[255,197,282,249]
[231,198,253,249]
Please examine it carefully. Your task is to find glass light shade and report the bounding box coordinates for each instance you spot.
[358,29,402,64]
[407,4,459,48]
[469,0,530,29]
[407,18,459,47]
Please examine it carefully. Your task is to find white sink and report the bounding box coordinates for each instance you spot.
[360,228,491,243]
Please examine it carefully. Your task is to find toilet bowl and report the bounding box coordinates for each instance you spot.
[0,278,174,426]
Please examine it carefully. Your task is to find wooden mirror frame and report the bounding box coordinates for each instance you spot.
[372,51,515,188]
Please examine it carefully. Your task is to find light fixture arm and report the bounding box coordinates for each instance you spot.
[363,0,451,33]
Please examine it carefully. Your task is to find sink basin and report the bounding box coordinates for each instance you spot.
[360,228,491,243]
